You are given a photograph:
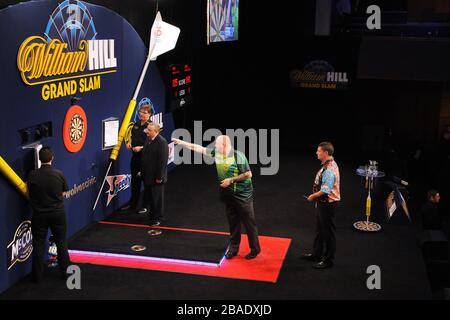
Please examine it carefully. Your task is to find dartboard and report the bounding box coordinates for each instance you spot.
[63,105,88,153]
[70,114,84,144]
[209,0,227,43]
[44,0,97,49]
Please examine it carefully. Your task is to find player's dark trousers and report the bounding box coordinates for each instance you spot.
[31,211,71,282]
[143,184,164,221]
[313,201,337,262]
[224,197,260,253]
[129,158,143,209]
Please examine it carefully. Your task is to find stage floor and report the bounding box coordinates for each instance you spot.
[68,220,291,283]
[0,155,433,299]
[69,221,228,264]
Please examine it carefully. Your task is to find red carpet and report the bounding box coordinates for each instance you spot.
[69,221,291,283]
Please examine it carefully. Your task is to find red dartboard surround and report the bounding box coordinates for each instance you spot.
[63,105,88,153]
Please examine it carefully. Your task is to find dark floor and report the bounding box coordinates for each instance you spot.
[69,222,229,263]
[0,153,432,299]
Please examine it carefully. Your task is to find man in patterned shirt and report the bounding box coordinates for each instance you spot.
[303,141,340,269]
[173,135,261,260]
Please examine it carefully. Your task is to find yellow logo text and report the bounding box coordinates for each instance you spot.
[17,36,88,85]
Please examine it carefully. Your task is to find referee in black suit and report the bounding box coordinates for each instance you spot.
[140,123,169,226]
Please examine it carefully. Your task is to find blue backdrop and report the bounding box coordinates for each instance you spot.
[0,0,176,293]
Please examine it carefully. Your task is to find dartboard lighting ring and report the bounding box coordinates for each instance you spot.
[63,105,87,153]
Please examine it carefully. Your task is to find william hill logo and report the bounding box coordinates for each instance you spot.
[16,1,118,100]
[290,60,349,90]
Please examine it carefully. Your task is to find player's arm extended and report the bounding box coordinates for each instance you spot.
[172,138,207,155]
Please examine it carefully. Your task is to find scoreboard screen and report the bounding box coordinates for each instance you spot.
[167,63,193,112]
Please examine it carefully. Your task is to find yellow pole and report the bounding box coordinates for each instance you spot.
[0,155,28,198]
[109,99,137,161]
[365,177,372,225]
[92,99,137,210]
[366,192,371,218]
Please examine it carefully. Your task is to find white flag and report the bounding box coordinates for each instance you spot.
[149,12,181,61]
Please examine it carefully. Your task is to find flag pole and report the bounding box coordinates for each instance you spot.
[92,12,180,211]
[92,23,158,212]
[92,43,156,212]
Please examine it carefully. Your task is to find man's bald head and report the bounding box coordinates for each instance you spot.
[215,135,232,155]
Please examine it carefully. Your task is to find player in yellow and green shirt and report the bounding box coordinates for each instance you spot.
[173,135,261,260]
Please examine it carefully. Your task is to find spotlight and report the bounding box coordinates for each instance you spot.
[18,121,53,146]
[19,129,30,145]
[35,124,50,140]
